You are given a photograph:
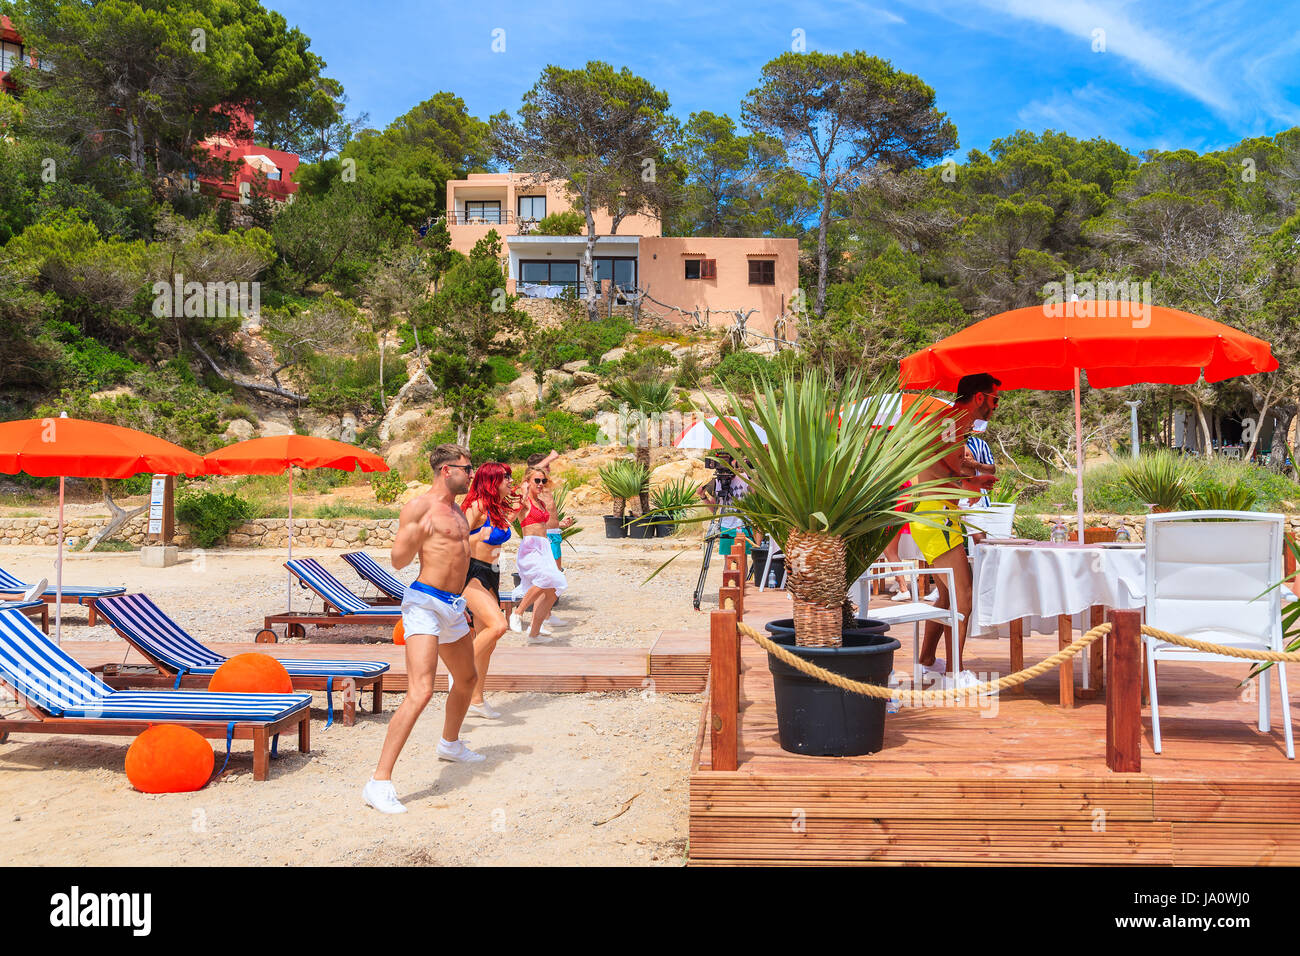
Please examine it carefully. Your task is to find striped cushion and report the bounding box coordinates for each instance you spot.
[96,594,224,670]
[286,559,399,616]
[0,607,114,712]
[0,608,309,721]
[0,601,43,612]
[341,551,407,600]
[0,565,125,599]
[96,594,388,679]
[59,690,310,722]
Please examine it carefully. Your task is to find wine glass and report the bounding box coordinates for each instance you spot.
[1114,515,1132,543]
[1050,503,1069,543]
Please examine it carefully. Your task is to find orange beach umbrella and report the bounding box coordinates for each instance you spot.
[900,301,1278,535]
[0,415,207,642]
[203,436,390,610]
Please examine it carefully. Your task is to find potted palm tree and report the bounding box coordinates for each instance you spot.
[605,377,676,516]
[650,476,703,537]
[703,369,961,756]
[597,460,646,538]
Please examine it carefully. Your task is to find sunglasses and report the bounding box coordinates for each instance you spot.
[446,463,474,475]
[533,477,549,485]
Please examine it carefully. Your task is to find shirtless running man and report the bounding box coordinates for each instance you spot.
[363,444,483,815]
[908,373,1001,688]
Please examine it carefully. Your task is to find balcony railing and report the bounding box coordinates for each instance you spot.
[448,210,515,226]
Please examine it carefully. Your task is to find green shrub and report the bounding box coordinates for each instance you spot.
[1186,479,1260,512]
[1013,513,1051,541]
[176,491,255,547]
[487,355,520,385]
[533,210,584,235]
[312,503,400,519]
[422,411,598,464]
[712,350,798,392]
[370,470,406,504]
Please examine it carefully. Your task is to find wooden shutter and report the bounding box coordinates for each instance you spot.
[701,258,717,279]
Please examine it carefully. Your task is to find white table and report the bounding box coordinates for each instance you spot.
[971,540,1146,706]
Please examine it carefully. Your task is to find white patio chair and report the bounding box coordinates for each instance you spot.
[851,564,962,689]
[1144,510,1293,759]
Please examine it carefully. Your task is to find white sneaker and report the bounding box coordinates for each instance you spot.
[436,739,486,763]
[468,700,501,719]
[362,778,407,814]
[952,670,980,690]
[890,589,913,602]
[923,658,946,675]
[545,615,569,628]
[538,623,554,636]
[508,612,523,633]
[23,577,47,603]
[526,633,553,645]
[923,588,939,602]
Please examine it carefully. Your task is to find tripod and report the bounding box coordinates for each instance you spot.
[693,519,723,610]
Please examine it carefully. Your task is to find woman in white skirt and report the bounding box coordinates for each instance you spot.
[511,466,567,644]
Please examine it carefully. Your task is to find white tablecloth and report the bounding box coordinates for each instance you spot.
[971,542,1146,635]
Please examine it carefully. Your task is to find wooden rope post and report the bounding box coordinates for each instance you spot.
[710,607,739,771]
[1106,609,1142,773]
[719,584,742,623]
[734,532,748,588]
[1008,618,1025,694]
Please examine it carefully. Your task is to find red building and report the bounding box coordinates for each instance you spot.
[198,105,300,204]
[1,15,35,92]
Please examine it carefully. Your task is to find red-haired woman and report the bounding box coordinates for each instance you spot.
[461,462,526,719]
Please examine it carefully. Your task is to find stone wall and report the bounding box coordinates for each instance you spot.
[0,515,399,550]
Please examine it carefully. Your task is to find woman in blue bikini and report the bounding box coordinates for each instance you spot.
[461,462,526,718]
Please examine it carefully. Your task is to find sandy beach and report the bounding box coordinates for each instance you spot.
[0,523,722,865]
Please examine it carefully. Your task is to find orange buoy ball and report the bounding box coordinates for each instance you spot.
[392,620,405,645]
[207,653,294,694]
[125,724,214,793]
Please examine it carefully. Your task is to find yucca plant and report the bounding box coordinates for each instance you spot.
[597,459,648,520]
[699,369,967,647]
[649,476,704,534]
[1120,451,1203,511]
[551,479,582,546]
[1187,479,1259,512]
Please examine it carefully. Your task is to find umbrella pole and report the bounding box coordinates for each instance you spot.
[55,475,64,645]
[1074,367,1085,541]
[287,466,293,613]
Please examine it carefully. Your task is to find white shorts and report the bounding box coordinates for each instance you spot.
[401,582,470,644]
[511,535,568,600]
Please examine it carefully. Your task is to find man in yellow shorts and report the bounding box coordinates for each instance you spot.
[909,373,1001,687]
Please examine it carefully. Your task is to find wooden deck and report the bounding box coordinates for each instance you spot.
[62,632,709,695]
[689,589,1300,866]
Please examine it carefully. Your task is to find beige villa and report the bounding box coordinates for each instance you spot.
[445,172,799,338]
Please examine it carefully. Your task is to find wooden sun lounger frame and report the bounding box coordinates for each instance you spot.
[1,592,108,626]
[0,676,310,781]
[94,622,385,727]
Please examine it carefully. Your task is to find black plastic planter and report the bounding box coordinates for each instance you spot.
[656,520,675,537]
[604,515,627,539]
[626,516,651,539]
[762,621,898,757]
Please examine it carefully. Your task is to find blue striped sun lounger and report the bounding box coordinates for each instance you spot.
[342,551,516,608]
[0,607,312,780]
[341,551,407,601]
[285,559,402,617]
[0,565,125,625]
[96,594,388,727]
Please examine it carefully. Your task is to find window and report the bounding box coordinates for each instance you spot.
[465,200,502,223]
[686,258,717,279]
[0,41,22,74]
[518,196,546,220]
[520,260,580,289]
[594,257,637,290]
[685,259,700,280]
[748,259,775,285]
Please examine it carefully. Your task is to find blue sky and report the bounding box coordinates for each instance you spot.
[269,0,1300,159]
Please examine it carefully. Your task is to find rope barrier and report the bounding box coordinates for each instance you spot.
[729,617,1300,704]
[1139,624,1300,662]
[735,620,1111,704]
